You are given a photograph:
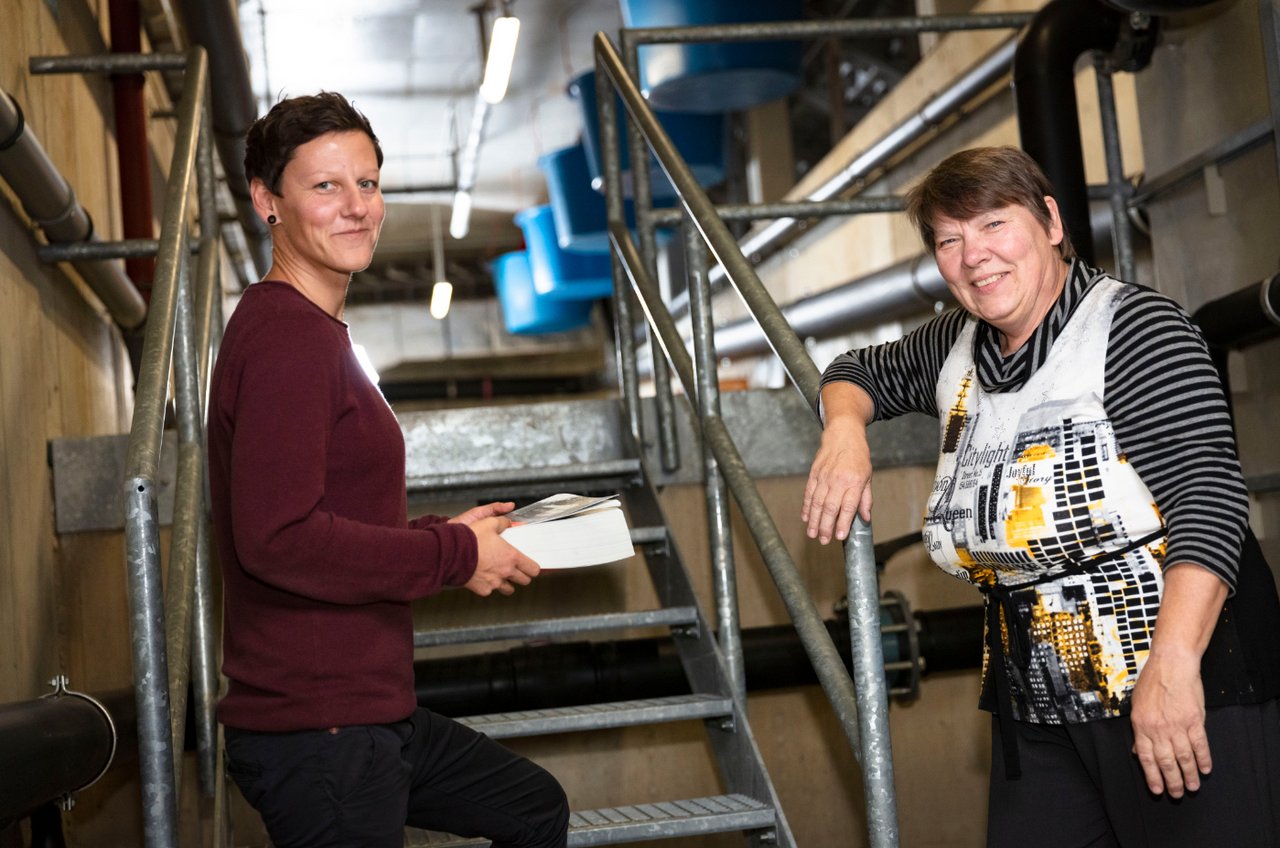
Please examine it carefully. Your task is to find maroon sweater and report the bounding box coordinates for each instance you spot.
[207,282,477,731]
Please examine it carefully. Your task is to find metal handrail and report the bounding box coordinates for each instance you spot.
[594,30,900,847]
[120,45,222,847]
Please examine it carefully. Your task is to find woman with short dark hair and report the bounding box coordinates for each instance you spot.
[804,146,1280,846]
[208,92,569,848]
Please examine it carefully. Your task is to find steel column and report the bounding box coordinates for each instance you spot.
[1259,0,1280,190]
[685,221,745,701]
[1093,61,1135,282]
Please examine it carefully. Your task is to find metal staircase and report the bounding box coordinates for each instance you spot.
[408,455,795,846]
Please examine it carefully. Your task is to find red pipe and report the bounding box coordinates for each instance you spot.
[109,0,155,300]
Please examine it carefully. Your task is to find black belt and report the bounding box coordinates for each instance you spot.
[980,528,1166,781]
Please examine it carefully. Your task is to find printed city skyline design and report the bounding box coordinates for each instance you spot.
[925,372,1166,722]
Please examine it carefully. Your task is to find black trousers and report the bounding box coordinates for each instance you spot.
[226,707,569,848]
[987,700,1280,848]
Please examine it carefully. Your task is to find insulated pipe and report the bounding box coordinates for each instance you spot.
[1193,274,1280,350]
[1013,0,1124,264]
[413,607,985,717]
[0,689,115,826]
[109,0,156,295]
[172,0,271,276]
[674,33,1024,319]
[714,255,951,359]
[0,89,147,329]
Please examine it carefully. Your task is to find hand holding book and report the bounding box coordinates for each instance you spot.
[502,493,635,569]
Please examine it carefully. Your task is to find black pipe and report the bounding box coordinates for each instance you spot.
[1013,0,1127,264]
[414,608,985,718]
[0,695,114,827]
[1192,273,1280,421]
[1193,274,1280,351]
[172,0,272,276]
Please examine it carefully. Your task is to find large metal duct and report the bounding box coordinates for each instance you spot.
[172,0,271,276]
[1013,0,1128,265]
[0,89,147,330]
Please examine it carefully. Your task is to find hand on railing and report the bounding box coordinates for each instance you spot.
[802,383,876,544]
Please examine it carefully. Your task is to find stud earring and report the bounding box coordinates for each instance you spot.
[267,215,278,225]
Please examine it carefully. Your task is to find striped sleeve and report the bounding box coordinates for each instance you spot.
[820,309,968,421]
[1105,287,1248,589]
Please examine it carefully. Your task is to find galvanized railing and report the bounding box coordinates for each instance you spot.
[593,13,1035,847]
[31,44,225,846]
[104,47,221,848]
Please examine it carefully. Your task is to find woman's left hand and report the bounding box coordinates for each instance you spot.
[1129,647,1210,798]
[1129,562,1228,798]
[450,501,516,527]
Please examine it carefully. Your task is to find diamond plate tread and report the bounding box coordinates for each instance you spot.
[413,607,697,648]
[403,793,774,847]
[457,694,732,739]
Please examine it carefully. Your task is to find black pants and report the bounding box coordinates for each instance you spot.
[987,700,1280,848]
[226,707,569,848]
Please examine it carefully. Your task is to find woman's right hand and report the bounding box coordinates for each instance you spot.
[802,383,877,544]
[464,516,541,596]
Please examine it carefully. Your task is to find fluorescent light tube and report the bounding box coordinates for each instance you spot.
[479,16,520,105]
[449,190,473,239]
[430,281,454,320]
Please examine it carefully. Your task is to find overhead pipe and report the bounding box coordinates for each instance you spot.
[0,681,117,828]
[714,255,951,359]
[672,33,1025,320]
[172,0,272,276]
[696,196,1130,362]
[0,89,147,330]
[109,0,156,297]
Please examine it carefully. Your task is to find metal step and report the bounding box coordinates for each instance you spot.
[404,793,775,847]
[457,694,732,739]
[413,607,698,648]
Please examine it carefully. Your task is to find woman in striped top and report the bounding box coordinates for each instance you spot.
[803,147,1280,847]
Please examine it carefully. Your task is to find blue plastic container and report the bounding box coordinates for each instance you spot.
[539,143,615,254]
[568,70,726,200]
[619,0,804,113]
[491,251,594,335]
[514,205,614,302]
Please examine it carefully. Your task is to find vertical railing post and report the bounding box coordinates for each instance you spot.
[1259,0,1280,193]
[620,30,681,473]
[190,99,222,797]
[844,521,899,848]
[122,45,207,847]
[595,58,644,445]
[1094,60,1135,282]
[685,218,745,700]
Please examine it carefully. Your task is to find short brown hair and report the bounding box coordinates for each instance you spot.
[244,92,383,196]
[905,146,1074,259]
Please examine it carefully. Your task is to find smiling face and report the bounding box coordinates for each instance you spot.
[251,130,385,301]
[931,197,1068,355]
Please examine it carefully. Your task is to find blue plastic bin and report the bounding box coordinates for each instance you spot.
[538,142,615,254]
[492,251,594,335]
[568,70,726,200]
[514,205,614,302]
[619,0,804,113]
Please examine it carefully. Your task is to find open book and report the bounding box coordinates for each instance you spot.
[502,493,635,569]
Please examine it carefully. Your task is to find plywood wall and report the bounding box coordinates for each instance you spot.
[0,2,198,845]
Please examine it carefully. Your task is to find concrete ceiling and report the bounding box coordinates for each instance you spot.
[236,0,625,268]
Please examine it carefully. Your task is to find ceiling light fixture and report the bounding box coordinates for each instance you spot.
[430,204,454,320]
[479,12,520,105]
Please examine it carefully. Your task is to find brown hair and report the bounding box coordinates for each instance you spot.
[244,92,383,196]
[905,146,1074,259]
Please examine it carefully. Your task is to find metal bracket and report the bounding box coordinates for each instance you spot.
[42,675,118,811]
